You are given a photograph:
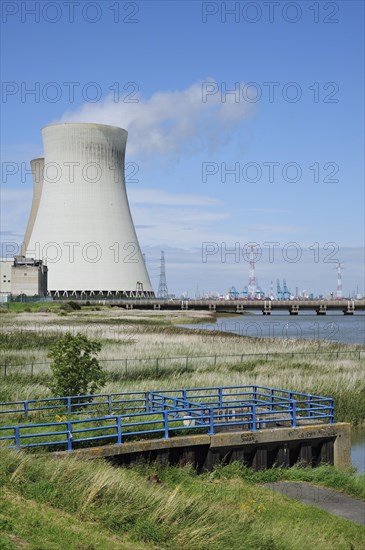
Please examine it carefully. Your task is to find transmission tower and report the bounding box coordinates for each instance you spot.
[157,251,169,299]
[247,245,257,299]
[335,262,344,299]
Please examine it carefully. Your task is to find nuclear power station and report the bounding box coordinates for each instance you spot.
[20,122,154,297]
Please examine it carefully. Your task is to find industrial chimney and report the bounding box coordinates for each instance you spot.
[26,123,154,297]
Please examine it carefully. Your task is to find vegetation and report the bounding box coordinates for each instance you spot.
[0,306,364,548]
[0,449,364,550]
[48,332,106,397]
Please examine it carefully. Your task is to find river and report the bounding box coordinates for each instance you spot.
[352,427,365,473]
[184,311,365,345]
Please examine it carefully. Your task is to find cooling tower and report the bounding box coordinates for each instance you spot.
[26,123,154,297]
[22,157,44,255]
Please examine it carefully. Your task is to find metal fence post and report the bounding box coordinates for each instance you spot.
[291,401,297,427]
[185,356,189,371]
[163,411,169,438]
[208,407,215,435]
[24,401,29,419]
[108,395,112,415]
[67,397,71,416]
[251,404,257,431]
[66,421,73,451]
[330,399,334,424]
[31,362,34,376]
[116,416,122,444]
[14,426,20,449]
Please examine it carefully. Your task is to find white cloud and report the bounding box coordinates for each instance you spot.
[57,80,252,158]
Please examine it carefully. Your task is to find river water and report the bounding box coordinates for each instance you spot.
[352,428,365,473]
[185,312,365,345]
[183,312,365,471]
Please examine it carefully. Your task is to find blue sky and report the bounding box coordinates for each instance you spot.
[1,0,364,297]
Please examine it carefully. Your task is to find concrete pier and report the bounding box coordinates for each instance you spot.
[54,423,351,471]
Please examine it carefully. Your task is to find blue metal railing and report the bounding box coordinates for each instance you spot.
[0,385,334,452]
[0,391,149,420]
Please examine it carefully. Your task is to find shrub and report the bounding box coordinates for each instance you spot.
[48,332,105,397]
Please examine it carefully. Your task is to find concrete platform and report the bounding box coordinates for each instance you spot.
[53,423,351,471]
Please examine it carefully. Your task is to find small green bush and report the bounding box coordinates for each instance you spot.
[48,332,105,397]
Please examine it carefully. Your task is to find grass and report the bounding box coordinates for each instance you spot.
[0,449,364,550]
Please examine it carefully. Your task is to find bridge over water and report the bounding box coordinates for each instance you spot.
[70,298,365,315]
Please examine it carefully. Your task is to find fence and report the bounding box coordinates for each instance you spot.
[0,349,363,377]
[0,385,334,452]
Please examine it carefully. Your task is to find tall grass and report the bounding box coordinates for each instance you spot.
[0,449,364,550]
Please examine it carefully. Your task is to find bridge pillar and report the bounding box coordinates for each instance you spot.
[203,449,220,470]
[153,303,161,310]
[262,300,271,315]
[125,303,134,310]
[343,300,355,315]
[300,444,312,466]
[208,304,216,311]
[289,304,299,315]
[181,300,189,310]
[316,304,327,315]
[155,449,169,465]
[275,444,290,467]
[252,447,268,470]
[235,304,245,313]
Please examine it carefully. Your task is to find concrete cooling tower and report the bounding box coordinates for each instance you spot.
[25,123,154,297]
[22,158,44,256]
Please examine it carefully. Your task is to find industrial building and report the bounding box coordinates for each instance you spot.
[24,123,154,298]
[0,257,47,298]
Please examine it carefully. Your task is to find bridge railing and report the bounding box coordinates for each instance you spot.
[0,391,149,422]
[1,397,334,452]
[0,385,334,452]
[0,385,334,426]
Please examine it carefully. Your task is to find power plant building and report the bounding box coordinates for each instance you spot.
[25,123,154,297]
